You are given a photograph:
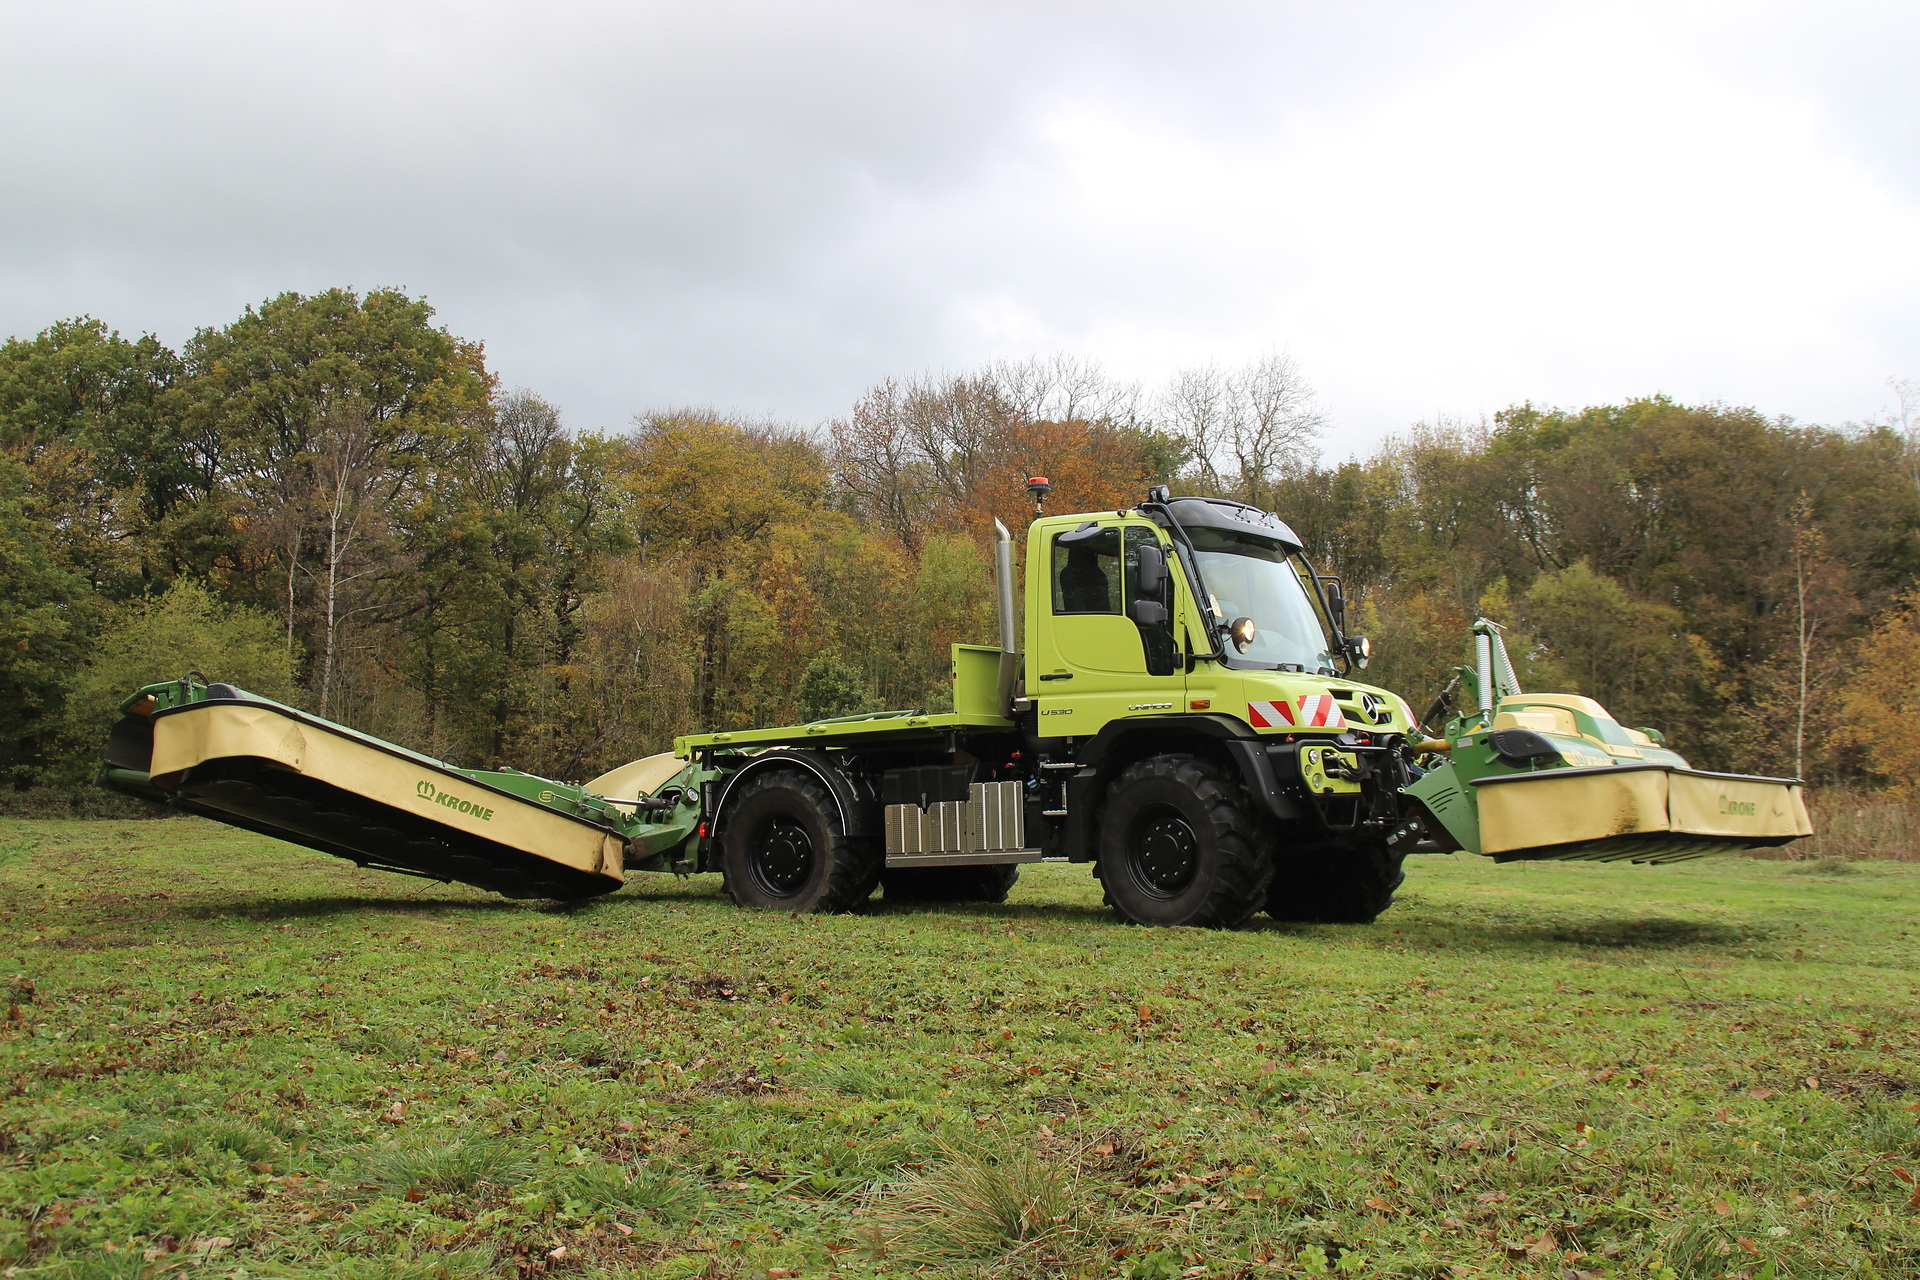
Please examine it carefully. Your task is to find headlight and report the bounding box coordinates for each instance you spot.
[1229,616,1256,653]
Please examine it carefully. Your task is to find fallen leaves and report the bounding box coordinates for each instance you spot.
[13,823,1920,1280]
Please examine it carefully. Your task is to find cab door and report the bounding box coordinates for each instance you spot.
[1029,519,1182,733]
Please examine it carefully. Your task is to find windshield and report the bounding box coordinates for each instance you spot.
[1188,529,1339,672]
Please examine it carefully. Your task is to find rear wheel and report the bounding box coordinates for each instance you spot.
[718,772,876,913]
[880,864,1020,904]
[1095,755,1271,928]
[1266,840,1405,923]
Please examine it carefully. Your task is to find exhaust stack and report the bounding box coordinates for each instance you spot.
[993,519,1019,713]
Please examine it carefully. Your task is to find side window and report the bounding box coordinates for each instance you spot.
[1051,526,1122,614]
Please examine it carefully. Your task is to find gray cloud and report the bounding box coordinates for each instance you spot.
[3,0,1914,445]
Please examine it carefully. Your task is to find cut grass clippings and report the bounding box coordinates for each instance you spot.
[0,816,1916,1278]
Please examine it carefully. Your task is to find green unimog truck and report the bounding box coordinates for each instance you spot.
[96,483,1810,928]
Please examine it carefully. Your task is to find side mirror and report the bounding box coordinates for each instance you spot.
[1135,544,1166,598]
[1130,600,1169,626]
[1321,578,1346,632]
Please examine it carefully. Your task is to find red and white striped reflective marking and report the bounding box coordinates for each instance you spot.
[1298,694,1346,728]
[1247,699,1295,728]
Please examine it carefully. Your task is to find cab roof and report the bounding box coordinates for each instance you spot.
[1164,497,1304,552]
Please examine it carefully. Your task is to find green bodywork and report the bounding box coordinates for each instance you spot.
[676,644,1015,753]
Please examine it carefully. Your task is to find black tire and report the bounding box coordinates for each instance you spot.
[880,864,1020,904]
[718,772,877,913]
[1266,840,1405,924]
[852,856,884,905]
[1094,755,1272,928]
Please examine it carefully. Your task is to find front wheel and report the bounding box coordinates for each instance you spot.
[718,772,876,913]
[1095,755,1272,928]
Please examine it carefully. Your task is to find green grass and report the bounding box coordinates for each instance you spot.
[0,817,1915,1279]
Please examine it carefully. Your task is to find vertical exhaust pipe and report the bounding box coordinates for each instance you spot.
[993,519,1018,713]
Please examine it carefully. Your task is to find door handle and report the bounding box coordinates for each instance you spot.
[1038,672,1074,681]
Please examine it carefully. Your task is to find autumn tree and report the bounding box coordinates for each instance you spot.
[0,455,96,784]
[1521,561,1718,746]
[829,380,938,550]
[1158,353,1322,510]
[1837,590,1920,797]
[1891,376,1918,504]
[179,287,492,675]
[51,582,295,783]
[0,317,183,596]
[830,361,1180,549]
[1721,500,1859,779]
[621,413,830,727]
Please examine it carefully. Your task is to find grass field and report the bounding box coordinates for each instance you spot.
[0,818,1915,1279]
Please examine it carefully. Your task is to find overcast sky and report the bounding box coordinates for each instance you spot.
[4,0,1916,457]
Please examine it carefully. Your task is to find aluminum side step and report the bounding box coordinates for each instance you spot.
[884,781,1038,867]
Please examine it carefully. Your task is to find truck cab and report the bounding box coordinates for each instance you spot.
[1017,493,1416,865]
[673,487,1426,929]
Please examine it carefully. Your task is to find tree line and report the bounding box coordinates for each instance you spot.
[3,288,1916,796]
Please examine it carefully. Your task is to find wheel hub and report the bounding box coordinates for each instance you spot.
[752,817,813,894]
[1132,811,1199,897]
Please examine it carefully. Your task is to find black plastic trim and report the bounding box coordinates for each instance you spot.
[1162,497,1304,550]
[709,748,876,851]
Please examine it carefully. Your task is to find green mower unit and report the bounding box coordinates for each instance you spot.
[100,678,716,900]
[1403,621,1810,863]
